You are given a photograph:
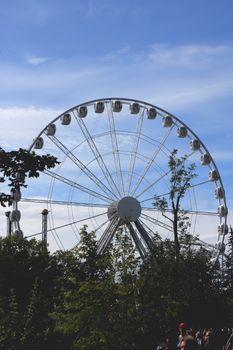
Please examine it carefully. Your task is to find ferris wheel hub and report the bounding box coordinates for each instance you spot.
[107,196,141,222]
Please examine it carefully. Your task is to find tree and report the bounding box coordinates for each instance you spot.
[0,147,59,207]
[0,236,62,349]
[52,226,114,348]
[52,226,144,350]
[138,238,224,347]
[153,149,197,260]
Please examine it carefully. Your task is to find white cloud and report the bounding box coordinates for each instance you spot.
[25,55,50,65]
[0,106,61,149]
[149,77,233,111]
[148,44,227,68]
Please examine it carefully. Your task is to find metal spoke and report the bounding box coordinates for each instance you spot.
[44,169,112,203]
[25,211,107,238]
[47,134,117,200]
[97,216,121,255]
[189,179,213,189]
[131,125,174,197]
[141,212,174,233]
[138,218,158,239]
[127,108,145,194]
[127,223,147,259]
[141,211,218,245]
[74,112,121,198]
[140,192,171,204]
[94,217,111,233]
[50,230,65,251]
[136,169,171,199]
[142,207,219,216]
[21,197,109,208]
[134,219,154,250]
[140,178,212,205]
[133,146,196,200]
[106,103,125,196]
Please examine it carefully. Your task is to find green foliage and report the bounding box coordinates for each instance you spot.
[0,236,61,349]
[0,147,59,206]
[0,229,232,349]
[153,149,197,260]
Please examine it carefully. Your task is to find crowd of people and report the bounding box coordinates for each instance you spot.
[156,323,233,350]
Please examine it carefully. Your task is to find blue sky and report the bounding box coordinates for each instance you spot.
[0,0,233,249]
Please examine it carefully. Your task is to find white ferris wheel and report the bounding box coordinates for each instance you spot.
[11,98,228,262]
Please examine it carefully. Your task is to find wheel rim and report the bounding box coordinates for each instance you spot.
[19,98,227,260]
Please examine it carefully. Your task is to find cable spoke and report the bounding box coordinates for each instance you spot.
[21,197,109,208]
[25,211,107,238]
[51,230,65,250]
[136,153,215,200]
[131,125,174,196]
[140,192,171,204]
[94,217,110,233]
[138,218,158,238]
[140,178,212,205]
[189,179,212,189]
[106,103,125,196]
[141,214,214,251]
[142,207,219,216]
[47,134,117,200]
[74,112,121,198]
[127,108,145,194]
[44,169,112,203]
[136,169,171,199]
[141,212,174,233]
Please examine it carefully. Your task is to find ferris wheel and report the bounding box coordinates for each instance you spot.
[16,98,228,262]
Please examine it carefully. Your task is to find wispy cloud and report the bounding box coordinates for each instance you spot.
[100,45,131,62]
[0,43,232,112]
[25,55,50,65]
[148,44,227,68]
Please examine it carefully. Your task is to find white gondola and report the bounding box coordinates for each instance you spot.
[177,126,187,138]
[209,169,219,181]
[10,210,21,222]
[147,107,157,119]
[77,106,88,118]
[94,101,105,113]
[190,139,200,151]
[218,205,228,217]
[112,100,122,112]
[201,153,211,165]
[215,187,224,199]
[45,123,56,136]
[34,137,44,149]
[130,102,140,114]
[218,223,228,235]
[60,113,71,125]
[12,229,23,237]
[162,115,173,127]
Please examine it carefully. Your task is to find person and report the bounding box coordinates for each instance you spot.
[195,330,203,349]
[178,322,188,349]
[180,335,199,350]
[203,328,215,350]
